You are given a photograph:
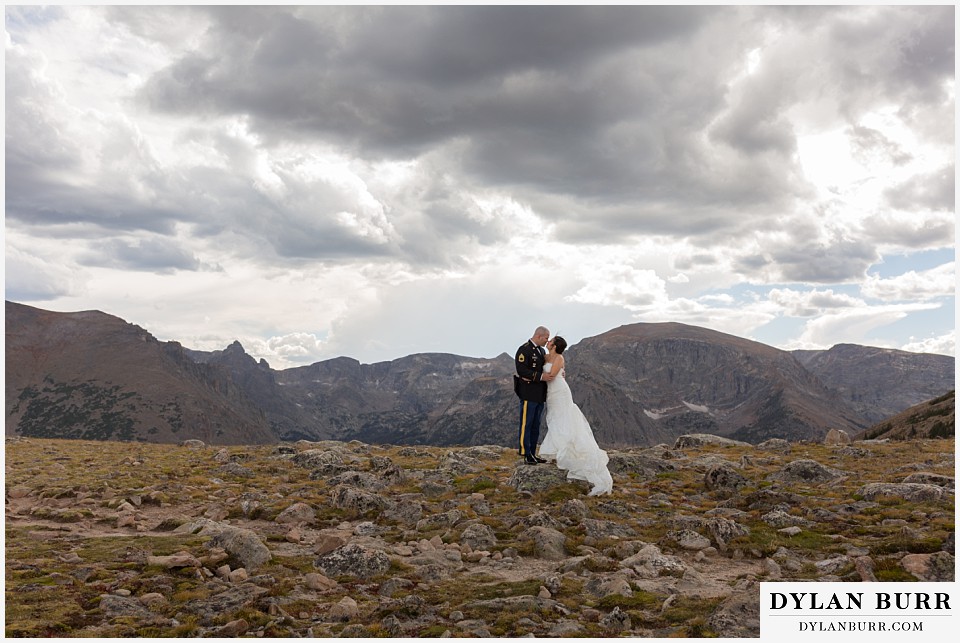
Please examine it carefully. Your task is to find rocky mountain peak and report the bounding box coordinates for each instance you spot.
[5,301,954,447]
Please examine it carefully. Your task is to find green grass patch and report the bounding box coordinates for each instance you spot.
[596,590,661,610]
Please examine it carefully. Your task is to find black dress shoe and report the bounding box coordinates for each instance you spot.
[534,456,548,463]
[524,455,539,465]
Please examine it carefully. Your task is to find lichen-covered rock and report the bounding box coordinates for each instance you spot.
[275,502,316,525]
[315,544,390,579]
[99,595,160,619]
[182,584,270,620]
[328,596,359,622]
[459,523,497,551]
[180,439,205,449]
[507,464,587,493]
[620,544,687,576]
[855,482,946,503]
[582,518,637,540]
[761,510,813,529]
[146,551,201,569]
[704,517,750,551]
[755,438,791,454]
[218,462,255,478]
[704,463,748,492]
[560,498,588,521]
[900,552,955,581]
[415,509,463,532]
[585,576,633,599]
[901,472,954,490]
[382,499,423,526]
[520,526,567,560]
[815,555,851,575]
[607,453,676,477]
[600,606,631,632]
[438,451,484,475]
[513,510,563,531]
[205,526,272,571]
[824,429,851,445]
[675,434,751,449]
[330,485,392,514]
[767,459,845,485]
[666,529,712,551]
[706,583,760,637]
[328,470,386,490]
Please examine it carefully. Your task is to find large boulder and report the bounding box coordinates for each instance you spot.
[507,464,587,494]
[459,523,497,551]
[704,463,748,492]
[205,526,272,571]
[824,429,852,445]
[703,517,750,551]
[900,552,955,582]
[706,583,760,637]
[275,502,316,525]
[901,473,954,490]
[606,453,676,478]
[520,526,567,560]
[855,483,947,503]
[675,434,751,449]
[767,459,845,485]
[315,544,390,579]
[755,438,791,454]
[330,485,392,514]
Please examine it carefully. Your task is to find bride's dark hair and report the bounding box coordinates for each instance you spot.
[552,336,568,354]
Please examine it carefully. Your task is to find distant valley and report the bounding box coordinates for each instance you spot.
[5,301,955,447]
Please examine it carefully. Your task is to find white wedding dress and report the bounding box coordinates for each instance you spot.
[538,361,613,496]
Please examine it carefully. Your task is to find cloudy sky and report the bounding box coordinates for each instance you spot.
[5,4,956,368]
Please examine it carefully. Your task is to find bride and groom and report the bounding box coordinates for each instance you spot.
[513,326,613,496]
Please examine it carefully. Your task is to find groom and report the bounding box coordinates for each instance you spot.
[513,326,555,465]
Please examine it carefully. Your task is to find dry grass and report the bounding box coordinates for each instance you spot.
[5,436,954,637]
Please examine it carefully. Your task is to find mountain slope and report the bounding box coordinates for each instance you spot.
[272,352,516,445]
[792,344,955,425]
[858,390,955,440]
[5,302,274,444]
[568,323,866,445]
[6,302,955,447]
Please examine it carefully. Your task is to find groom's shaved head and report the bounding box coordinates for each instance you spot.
[533,326,550,346]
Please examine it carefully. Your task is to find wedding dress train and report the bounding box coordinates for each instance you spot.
[538,362,613,496]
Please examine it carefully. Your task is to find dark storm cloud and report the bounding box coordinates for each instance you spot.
[134,4,952,251]
[136,6,778,228]
[8,5,954,276]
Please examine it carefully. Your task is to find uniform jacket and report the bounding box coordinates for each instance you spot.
[514,340,548,403]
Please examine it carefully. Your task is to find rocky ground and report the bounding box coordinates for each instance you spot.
[4,433,955,637]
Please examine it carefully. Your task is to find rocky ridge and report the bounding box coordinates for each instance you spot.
[859,390,955,440]
[5,435,954,637]
[7,302,955,448]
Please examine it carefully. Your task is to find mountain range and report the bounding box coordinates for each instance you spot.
[5,301,955,447]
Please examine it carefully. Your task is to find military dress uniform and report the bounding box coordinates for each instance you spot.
[514,339,548,462]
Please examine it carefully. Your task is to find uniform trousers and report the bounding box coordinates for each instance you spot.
[518,399,544,457]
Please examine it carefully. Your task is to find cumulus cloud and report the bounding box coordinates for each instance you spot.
[883,164,956,212]
[4,245,84,301]
[252,332,328,365]
[901,332,955,356]
[861,262,955,302]
[787,303,941,350]
[768,288,865,317]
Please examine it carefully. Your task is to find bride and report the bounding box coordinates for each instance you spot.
[538,336,613,496]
